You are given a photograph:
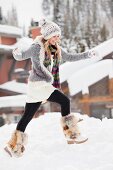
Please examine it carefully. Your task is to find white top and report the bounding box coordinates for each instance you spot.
[26,81,56,103]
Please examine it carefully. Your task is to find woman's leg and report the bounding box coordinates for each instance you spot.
[47,90,88,144]
[47,90,70,116]
[16,102,42,132]
[5,102,42,157]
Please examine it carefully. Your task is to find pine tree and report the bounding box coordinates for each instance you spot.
[0,6,7,24]
[7,5,18,26]
[0,7,2,23]
[42,0,113,51]
[42,0,51,17]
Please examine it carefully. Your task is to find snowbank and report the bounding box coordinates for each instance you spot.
[0,113,113,170]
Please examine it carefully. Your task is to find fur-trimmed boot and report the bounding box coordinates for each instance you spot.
[4,130,28,157]
[61,114,88,144]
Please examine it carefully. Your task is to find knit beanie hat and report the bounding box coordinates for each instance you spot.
[39,19,61,40]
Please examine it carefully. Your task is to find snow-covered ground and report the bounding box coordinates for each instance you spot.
[0,113,113,170]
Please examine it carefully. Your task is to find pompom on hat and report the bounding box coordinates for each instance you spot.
[39,19,61,40]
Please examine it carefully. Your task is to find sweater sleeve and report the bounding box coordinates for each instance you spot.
[61,48,91,62]
[12,43,40,61]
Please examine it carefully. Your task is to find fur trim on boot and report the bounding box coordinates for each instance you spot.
[4,130,28,157]
[61,114,88,144]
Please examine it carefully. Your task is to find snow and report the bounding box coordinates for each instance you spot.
[0,44,14,51]
[13,37,33,51]
[68,59,113,95]
[0,95,26,108]
[0,37,33,52]
[59,38,113,95]
[93,38,113,58]
[0,24,23,37]
[0,80,28,108]
[0,112,113,170]
[60,38,113,84]
[0,80,27,94]
[60,57,101,83]
[14,68,25,72]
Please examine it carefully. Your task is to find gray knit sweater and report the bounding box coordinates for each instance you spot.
[13,37,91,83]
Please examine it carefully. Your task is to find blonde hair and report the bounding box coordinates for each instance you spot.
[42,38,61,60]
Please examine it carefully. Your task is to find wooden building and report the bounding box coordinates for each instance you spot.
[0,24,41,126]
[0,24,41,85]
[60,55,113,119]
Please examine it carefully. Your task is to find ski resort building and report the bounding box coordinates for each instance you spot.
[0,24,41,126]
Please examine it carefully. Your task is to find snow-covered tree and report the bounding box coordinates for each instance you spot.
[0,7,2,23]
[6,5,18,26]
[42,0,113,52]
[42,0,52,17]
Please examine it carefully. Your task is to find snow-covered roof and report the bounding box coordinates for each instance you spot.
[68,59,113,96]
[0,95,26,108]
[0,24,23,38]
[0,44,14,52]
[93,38,113,58]
[60,57,101,83]
[0,37,33,53]
[60,38,113,83]
[0,80,27,94]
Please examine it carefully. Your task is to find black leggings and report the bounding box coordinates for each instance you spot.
[16,90,70,132]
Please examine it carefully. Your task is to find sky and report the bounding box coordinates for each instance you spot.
[0,0,43,29]
[0,112,113,170]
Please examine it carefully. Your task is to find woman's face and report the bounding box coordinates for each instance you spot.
[48,35,60,45]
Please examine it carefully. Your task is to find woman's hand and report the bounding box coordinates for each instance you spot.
[13,48,22,55]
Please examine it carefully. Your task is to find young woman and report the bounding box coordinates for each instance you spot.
[5,19,96,157]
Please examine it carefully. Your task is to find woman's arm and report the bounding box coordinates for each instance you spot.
[13,44,40,61]
[61,48,95,62]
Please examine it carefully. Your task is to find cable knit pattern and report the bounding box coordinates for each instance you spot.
[13,36,90,83]
[61,49,90,62]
